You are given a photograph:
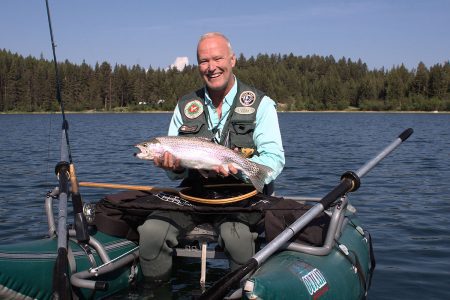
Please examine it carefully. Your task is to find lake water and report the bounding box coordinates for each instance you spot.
[0,112,449,299]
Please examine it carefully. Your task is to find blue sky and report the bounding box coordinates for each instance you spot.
[1,0,449,71]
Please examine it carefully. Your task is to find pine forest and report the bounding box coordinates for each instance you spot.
[0,49,449,112]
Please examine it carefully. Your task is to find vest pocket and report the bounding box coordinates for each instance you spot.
[179,123,204,135]
[230,122,255,149]
[231,122,255,135]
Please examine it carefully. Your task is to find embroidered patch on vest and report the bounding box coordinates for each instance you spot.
[239,91,256,106]
[184,100,203,119]
[235,107,256,115]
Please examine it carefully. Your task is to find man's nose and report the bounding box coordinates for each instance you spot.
[208,61,217,71]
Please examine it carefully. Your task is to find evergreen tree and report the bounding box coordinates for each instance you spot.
[0,48,448,112]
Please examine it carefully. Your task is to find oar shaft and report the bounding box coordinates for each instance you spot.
[199,128,414,300]
[356,128,413,178]
[56,165,69,249]
[253,204,325,263]
[79,181,180,194]
[53,161,71,299]
[256,128,413,264]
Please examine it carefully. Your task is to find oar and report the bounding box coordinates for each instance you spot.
[199,128,413,300]
[53,160,71,300]
[78,182,257,204]
[79,181,179,194]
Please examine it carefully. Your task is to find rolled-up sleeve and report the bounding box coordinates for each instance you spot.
[168,104,183,136]
[250,96,285,184]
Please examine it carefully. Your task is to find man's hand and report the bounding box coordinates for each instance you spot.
[214,164,238,177]
[153,149,239,176]
[153,151,184,173]
[214,147,239,176]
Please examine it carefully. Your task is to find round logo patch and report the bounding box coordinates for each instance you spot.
[184,100,203,119]
[239,91,256,106]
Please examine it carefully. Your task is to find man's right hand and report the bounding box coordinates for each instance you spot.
[153,151,185,173]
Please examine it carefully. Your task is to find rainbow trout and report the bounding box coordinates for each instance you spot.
[135,136,273,193]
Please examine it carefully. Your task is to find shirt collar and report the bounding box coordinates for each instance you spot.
[204,75,238,107]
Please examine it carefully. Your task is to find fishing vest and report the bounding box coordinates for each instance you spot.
[176,80,274,194]
[177,80,265,155]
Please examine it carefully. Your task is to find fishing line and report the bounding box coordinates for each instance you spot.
[45,0,73,164]
[45,113,53,186]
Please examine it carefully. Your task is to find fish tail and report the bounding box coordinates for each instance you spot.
[246,162,273,193]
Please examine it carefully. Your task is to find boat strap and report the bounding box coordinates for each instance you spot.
[365,229,376,291]
[335,241,368,299]
[348,219,376,292]
[128,254,139,284]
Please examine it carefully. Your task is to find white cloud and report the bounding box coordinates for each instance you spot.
[169,57,189,71]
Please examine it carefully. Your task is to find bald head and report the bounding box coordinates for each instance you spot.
[197,32,234,59]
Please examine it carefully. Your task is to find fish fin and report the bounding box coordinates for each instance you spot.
[246,162,273,193]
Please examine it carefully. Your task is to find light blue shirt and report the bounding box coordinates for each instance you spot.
[167,78,285,184]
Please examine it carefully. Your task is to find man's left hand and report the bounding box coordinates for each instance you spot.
[214,164,238,177]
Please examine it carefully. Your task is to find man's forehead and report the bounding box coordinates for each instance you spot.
[198,45,230,59]
[199,35,229,48]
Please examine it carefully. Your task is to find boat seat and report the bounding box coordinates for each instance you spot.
[174,223,265,288]
[174,223,227,288]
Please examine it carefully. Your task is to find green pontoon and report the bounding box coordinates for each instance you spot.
[242,198,373,300]
[0,188,370,300]
[0,188,141,299]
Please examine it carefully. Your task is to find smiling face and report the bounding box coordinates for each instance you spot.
[197,34,236,96]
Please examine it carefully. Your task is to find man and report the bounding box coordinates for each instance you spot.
[138,32,285,281]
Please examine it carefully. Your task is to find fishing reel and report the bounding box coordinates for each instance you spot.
[83,203,96,225]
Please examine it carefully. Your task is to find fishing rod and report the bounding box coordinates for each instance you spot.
[45,0,89,298]
[45,0,89,241]
[199,128,414,300]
